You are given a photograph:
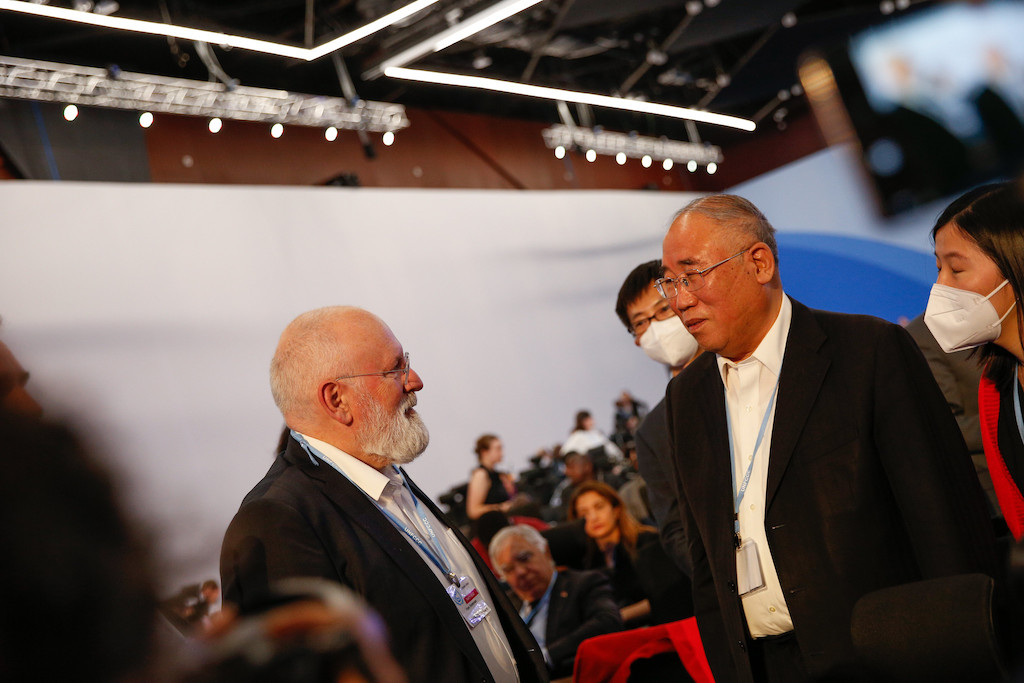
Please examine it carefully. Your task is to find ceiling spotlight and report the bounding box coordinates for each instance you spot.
[687,160,697,172]
[895,0,909,9]
[880,0,895,14]
[93,0,119,15]
[781,12,797,27]
[777,89,791,101]
[790,83,804,97]
[662,158,673,171]
[325,126,338,141]
[704,0,720,6]
[554,145,565,159]
[208,117,222,133]
[472,52,492,70]
[707,162,718,174]
[716,73,731,88]
[72,0,93,11]
[585,149,597,162]
[63,103,78,121]
[382,130,395,146]
[271,123,284,138]
[645,49,668,66]
[685,1,703,16]
[615,152,627,165]
[138,111,153,128]
[641,154,652,168]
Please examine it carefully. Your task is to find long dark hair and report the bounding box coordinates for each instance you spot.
[931,181,1024,390]
[568,481,654,558]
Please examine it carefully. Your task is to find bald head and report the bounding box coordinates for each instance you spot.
[270,306,393,425]
[270,306,427,467]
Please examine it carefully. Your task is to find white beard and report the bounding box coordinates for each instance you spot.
[357,390,430,465]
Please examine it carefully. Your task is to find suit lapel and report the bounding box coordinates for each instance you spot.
[677,357,735,548]
[544,571,569,645]
[295,446,493,677]
[765,300,830,509]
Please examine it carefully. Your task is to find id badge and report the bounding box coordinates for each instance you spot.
[736,539,766,597]
[447,576,492,628]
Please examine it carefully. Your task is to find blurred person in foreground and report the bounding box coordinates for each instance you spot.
[925,181,1024,540]
[0,335,42,418]
[220,306,546,683]
[659,194,995,682]
[615,259,703,575]
[490,525,622,679]
[0,410,157,682]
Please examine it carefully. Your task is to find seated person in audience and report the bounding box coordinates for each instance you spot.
[466,434,518,522]
[471,510,549,576]
[569,482,692,627]
[547,451,595,521]
[490,524,622,679]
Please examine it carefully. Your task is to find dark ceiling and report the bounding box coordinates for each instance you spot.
[0,0,941,148]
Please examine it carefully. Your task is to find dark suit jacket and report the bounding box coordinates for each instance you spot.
[636,398,692,576]
[544,569,622,678]
[665,299,995,683]
[220,436,548,683]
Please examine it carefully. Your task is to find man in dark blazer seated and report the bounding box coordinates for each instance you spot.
[656,195,996,682]
[220,306,547,683]
[489,524,622,679]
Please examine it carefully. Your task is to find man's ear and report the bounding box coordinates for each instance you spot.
[318,380,355,426]
[750,243,777,284]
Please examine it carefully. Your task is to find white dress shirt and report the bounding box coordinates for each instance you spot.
[300,433,520,682]
[715,295,794,638]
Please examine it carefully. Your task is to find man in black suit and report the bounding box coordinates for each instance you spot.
[220,306,547,683]
[490,524,622,679]
[614,260,703,576]
[657,195,995,682]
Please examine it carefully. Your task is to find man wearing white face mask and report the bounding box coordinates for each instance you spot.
[615,260,702,575]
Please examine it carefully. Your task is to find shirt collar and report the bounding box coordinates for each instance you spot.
[299,432,392,502]
[717,294,793,385]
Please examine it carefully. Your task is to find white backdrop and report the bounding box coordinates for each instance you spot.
[0,145,947,593]
[0,182,692,591]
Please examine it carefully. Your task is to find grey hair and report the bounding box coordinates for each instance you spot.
[672,194,779,262]
[488,525,550,576]
[269,306,356,422]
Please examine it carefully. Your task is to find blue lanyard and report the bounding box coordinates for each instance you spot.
[724,372,780,545]
[291,431,462,586]
[1013,371,1024,446]
[522,572,557,626]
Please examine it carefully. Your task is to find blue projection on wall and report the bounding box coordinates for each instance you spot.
[776,233,935,324]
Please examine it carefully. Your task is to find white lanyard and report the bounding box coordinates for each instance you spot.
[1013,371,1024,446]
[292,431,462,586]
[724,374,780,547]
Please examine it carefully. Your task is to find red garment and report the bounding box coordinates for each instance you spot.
[978,374,1024,540]
[572,617,714,683]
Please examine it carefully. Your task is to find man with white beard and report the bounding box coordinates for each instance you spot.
[220,306,547,683]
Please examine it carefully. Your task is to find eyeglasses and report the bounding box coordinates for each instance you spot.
[630,300,677,338]
[497,549,536,576]
[655,248,749,298]
[334,352,411,385]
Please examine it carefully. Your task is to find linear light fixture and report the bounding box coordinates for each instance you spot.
[385,66,758,131]
[542,124,723,165]
[0,0,441,61]
[0,55,409,131]
[363,0,544,79]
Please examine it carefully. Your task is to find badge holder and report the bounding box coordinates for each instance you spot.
[447,575,492,628]
[736,538,767,597]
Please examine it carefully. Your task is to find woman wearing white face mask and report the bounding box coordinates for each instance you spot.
[925,181,1024,540]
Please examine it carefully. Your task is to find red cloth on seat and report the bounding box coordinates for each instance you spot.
[572,616,714,683]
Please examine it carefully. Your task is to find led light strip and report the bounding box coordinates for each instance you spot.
[385,67,758,131]
[0,0,442,61]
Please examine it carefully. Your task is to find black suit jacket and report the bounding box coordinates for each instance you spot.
[665,299,995,683]
[220,436,548,683]
[636,398,692,576]
[544,569,622,678]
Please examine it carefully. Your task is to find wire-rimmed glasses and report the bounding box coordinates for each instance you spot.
[655,248,749,298]
[334,352,411,385]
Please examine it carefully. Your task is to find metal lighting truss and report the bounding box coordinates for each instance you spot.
[541,124,723,166]
[0,55,410,132]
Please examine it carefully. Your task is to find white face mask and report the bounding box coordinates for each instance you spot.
[924,279,1016,353]
[639,315,699,368]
